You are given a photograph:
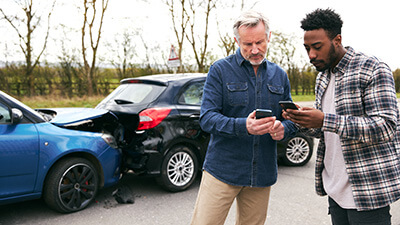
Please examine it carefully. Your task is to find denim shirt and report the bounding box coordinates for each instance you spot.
[200,49,297,187]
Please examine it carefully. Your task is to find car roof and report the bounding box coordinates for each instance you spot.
[120,73,207,85]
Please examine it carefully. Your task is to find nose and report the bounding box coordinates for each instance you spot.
[308,49,317,60]
[251,44,259,54]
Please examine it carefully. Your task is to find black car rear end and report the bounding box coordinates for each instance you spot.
[96,73,208,191]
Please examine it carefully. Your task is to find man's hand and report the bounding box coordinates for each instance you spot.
[282,107,324,128]
[246,111,284,140]
[269,120,284,140]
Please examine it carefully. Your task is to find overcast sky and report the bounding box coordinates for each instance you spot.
[0,0,399,70]
[257,0,400,70]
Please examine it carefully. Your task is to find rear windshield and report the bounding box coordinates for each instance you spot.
[98,83,166,106]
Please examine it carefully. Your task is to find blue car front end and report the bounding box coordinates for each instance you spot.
[34,122,122,190]
[0,91,124,213]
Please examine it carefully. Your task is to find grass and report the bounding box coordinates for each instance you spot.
[20,95,105,108]
[292,94,315,102]
[19,94,316,109]
[17,93,400,108]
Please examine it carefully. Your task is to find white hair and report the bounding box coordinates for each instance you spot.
[233,10,270,42]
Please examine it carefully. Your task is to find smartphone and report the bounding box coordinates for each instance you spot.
[255,109,273,119]
[279,101,299,110]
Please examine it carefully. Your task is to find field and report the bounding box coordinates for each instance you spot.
[20,95,106,108]
[19,94,316,108]
[18,93,400,108]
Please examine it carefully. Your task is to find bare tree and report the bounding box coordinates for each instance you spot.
[185,0,216,72]
[107,30,137,80]
[165,0,189,72]
[0,0,56,96]
[215,0,258,57]
[81,0,109,96]
[267,31,300,93]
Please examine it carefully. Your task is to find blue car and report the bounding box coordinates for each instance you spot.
[0,91,123,213]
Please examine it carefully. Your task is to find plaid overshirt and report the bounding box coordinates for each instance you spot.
[301,47,400,211]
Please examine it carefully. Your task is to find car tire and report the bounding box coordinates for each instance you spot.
[43,157,99,213]
[156,145,198,192]
[281,134,313,166]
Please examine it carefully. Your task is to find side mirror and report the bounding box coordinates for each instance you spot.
[11,108,23,124]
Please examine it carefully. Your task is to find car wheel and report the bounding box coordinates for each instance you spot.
[281,134,313,166]
[157,145,198,192]
[43,157,99,213]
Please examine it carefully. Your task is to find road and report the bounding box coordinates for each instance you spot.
[1,146,400,224]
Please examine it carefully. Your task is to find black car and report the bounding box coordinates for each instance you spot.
[96,73,313,192]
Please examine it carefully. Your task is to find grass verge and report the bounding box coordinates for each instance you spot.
[20,95,105,108]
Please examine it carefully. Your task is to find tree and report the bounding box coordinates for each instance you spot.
[215,0,258,57]
[165,0,218,73]
[267,31,300,93]
[301,66,317,95]
[107,30,137,80]
[0,0,56,96]
[393,68,400,93]
[165,0,189,72]
[185,0,216,72]
[81,0,109,96]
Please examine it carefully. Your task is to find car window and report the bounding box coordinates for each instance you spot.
[179,81,204,105]
[99,83,166,105]
[0,103,11,124]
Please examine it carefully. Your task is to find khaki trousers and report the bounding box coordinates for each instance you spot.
[190,171,271,225]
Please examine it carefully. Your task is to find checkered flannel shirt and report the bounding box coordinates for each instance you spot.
[300,46,400,211]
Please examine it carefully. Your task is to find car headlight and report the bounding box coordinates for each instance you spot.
[102,133,118,149]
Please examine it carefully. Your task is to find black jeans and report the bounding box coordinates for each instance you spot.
[328,197,391,225]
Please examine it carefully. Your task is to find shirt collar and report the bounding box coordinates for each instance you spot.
[332,46,354,74]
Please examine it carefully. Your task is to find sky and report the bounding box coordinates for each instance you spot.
[0,0,399,70]
[257,0,400,70]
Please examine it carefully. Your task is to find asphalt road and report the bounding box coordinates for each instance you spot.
[1,146,400,225]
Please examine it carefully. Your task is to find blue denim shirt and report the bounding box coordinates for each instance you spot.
[200,49,297,187]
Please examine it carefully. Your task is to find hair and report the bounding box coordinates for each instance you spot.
[233,10,270,42]
[300,8,343,40]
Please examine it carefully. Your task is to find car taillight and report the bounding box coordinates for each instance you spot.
[137,108,172,131]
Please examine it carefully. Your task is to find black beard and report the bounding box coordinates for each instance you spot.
[311,43,337,72]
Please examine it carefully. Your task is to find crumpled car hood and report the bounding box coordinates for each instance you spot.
[40,107,117,125]
[36,107,123,133]
[36,107,139,149]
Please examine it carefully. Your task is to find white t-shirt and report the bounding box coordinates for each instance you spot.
[321,72,356,209]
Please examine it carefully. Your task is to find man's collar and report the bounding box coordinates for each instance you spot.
[327,46,354,74]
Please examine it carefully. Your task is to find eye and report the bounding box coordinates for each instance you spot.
[313,44,322,50]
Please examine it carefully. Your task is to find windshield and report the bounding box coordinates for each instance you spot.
[0,91,45,120]
[97,83,166,107]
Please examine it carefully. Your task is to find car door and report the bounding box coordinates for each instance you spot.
[176,80,204,122]
[175,80,209,155]
[0,102,39,198]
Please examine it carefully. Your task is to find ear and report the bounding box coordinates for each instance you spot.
[267,31,272,43]
[333,34,342,47]
[234,37,239,45]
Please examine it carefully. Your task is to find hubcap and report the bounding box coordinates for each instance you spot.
[286,137,310,164]
[167,152,194,186]
[58,163,96,210]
